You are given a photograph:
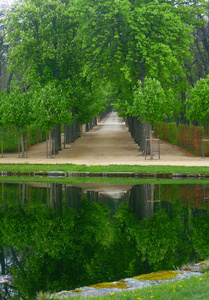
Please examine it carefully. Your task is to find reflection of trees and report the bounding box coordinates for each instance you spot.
[65,186,82,210]
[129,184,161,220]
[0,182,209,298]
[161,184,209,209]
[0,245,27,300]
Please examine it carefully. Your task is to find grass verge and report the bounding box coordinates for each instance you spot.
[37,273,209,300]
[0,163,209,175]
[0,176,209,185]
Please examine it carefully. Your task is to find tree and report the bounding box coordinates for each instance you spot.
[77,0,204,112]
[0,7,9,92]
[0,87,34,157]
[128,77,173,158]
[32,81,72,157]
[186,75,209,126]
[129,78,172,125]
[4,0,109,151]
[4,0,86,151]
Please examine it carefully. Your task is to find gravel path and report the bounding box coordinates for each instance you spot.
[1,112,209,166]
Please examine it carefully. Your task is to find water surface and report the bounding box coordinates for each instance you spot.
[0,180,209,299]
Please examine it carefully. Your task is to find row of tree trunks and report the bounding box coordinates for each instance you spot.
[126,115,150,154]
[63,120,80,147]
[85,117,97,132]
[53,112,107,156]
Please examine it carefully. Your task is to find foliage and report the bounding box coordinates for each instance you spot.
[0,180,209,298]
[0,124,46,153]
[0,86,36,156]
[4,0,107,126]
[128,77,172,124]
[186,75,209,126]
[189,215,209,258]
[0,87,34,130]
[78,0,202,88]
[5,0,76,83]
[31,82,72,131]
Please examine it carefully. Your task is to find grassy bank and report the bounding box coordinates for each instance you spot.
[38,272,209,300]
[0,163,209,174]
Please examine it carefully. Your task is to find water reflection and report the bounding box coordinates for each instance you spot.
[0,181,209,299]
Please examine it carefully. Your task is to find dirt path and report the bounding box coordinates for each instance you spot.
[1,112,209,166]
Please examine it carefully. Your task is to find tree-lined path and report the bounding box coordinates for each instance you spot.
[2,111,209,166]
[58,112,141,164]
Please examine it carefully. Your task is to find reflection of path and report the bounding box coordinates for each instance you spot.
[1,111,209,165]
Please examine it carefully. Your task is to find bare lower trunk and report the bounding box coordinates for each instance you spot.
[150,125,153,160]
[64,124,70,144]
[21,129,24,158]
[52,124,61,154]
[49,129,52,158]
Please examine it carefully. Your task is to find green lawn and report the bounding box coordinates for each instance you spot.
[38,272,209,300]
[0,163,209,175]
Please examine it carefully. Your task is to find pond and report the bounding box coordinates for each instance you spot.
[0,178,209,299]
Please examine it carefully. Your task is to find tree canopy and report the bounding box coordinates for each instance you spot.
[186,75,209,126]
[1,0,207,150]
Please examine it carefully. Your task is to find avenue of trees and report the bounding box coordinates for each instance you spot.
[1,0,209,155]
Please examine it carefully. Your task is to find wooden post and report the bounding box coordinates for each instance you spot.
[150,128,153,160]
[46,138,48,158]
[53,137,55,158]
[203,132,205,158]
[25,139,27,158]
[63,131,66,149]
[18,138,20,158]
[49,129,52,158]
[158,135,160,159]
[1,139,3,158]
[21,129,24,158]
[145,137,147,159]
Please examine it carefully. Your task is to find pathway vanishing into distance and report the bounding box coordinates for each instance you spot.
[1,111,209,166]
[57,111,141,165]
[98,111,124,132]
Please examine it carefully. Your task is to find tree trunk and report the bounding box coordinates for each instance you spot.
[49,129,52,158]
[52,124,61,154]
[150,125,153,160]
[7,72,14,93]
[64,124,70,144]
[21,129,24,158]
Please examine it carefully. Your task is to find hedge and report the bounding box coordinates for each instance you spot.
[153,122,209,157]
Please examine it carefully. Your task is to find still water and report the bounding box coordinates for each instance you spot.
[0,180,209,299]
